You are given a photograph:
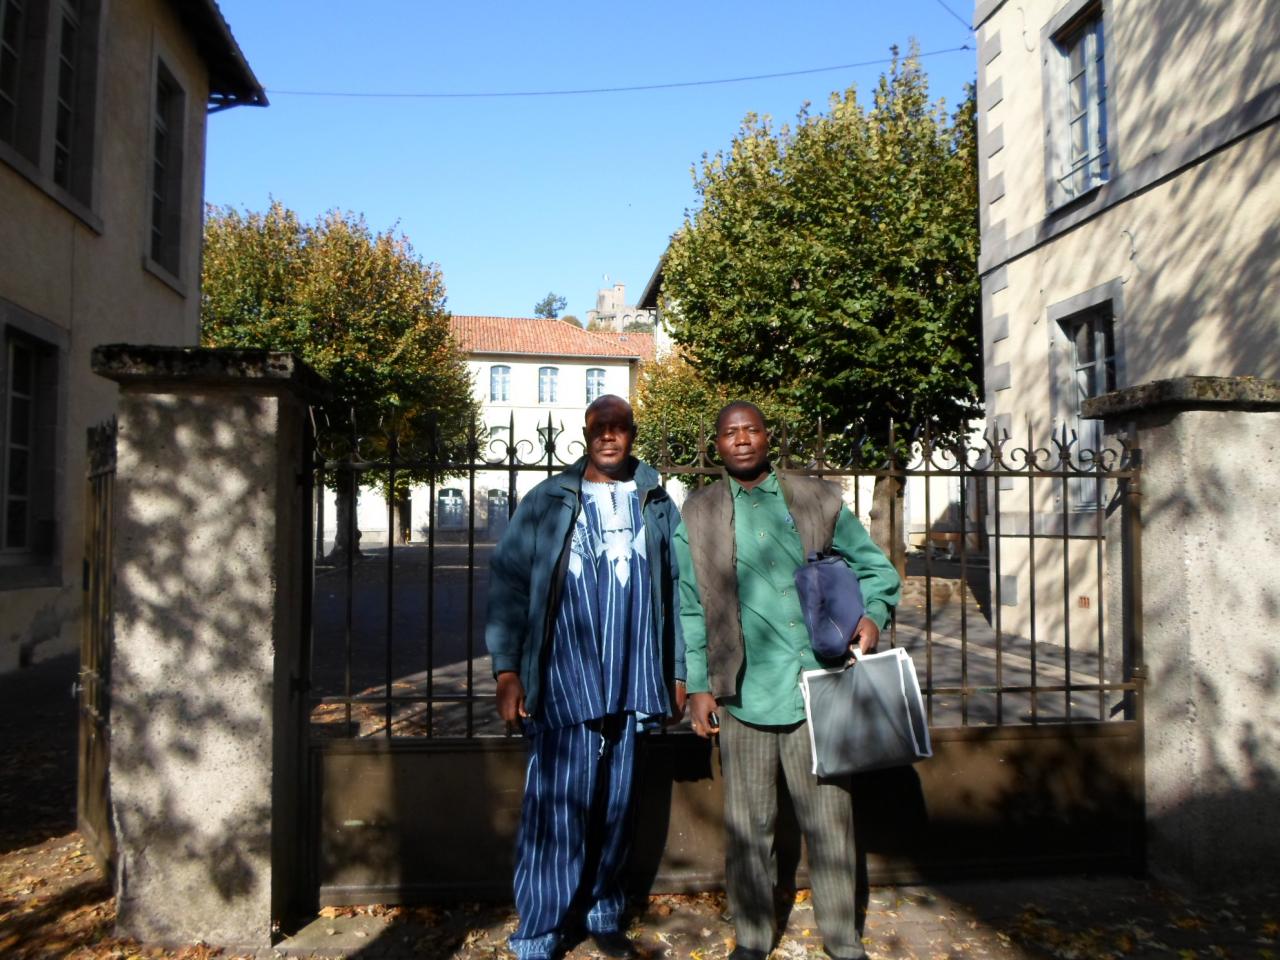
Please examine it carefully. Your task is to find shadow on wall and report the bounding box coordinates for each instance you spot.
[108,388,307,944]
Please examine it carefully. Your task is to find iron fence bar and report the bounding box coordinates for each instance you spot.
[315,693,499,704]
[650,463,1140,481]
[888,420,898,650]
[300,416,315,713]
[310,680,1140,708]
[384,432,397,737]
[923,429,935,726]
[916,681,1138,696]
[958,443,970,726]
[993,452,1005,725]
[1122,437,1145,724]
[545,411,556,479]
[465,420,478,737]
[1095,468,1107,721]
[304,410,1141,740]
[425,420,439,738]
[1026,423,1039,724]
[342,462,356,734]
[1060,458,1072,723]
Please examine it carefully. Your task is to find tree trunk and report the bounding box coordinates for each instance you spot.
[328,468,362,562]
[868,473,907,579]
[393,493,412,544]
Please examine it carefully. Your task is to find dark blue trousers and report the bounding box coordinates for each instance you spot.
[510,714,637,960]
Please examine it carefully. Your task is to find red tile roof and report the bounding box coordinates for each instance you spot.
[449,315,650,360]
[592,330,656,363]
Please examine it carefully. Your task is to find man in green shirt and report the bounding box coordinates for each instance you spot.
[675,401,900,960]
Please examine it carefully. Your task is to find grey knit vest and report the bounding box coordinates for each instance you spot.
[682,472,844,700]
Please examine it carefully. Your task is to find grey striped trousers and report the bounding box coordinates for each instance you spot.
[719,710,866,959]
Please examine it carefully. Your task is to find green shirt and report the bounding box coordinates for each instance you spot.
[674,471,901,725]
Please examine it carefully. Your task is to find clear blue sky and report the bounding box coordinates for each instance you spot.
[205,1,977,322]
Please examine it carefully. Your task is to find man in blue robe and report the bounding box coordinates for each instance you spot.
[486,394,686,960]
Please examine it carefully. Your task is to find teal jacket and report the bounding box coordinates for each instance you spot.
[484,457,686,717]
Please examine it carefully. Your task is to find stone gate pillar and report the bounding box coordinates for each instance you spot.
[1085,376,1280,888]
[92,346,323,949]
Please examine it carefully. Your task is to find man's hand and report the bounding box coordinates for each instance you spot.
[688,692,719,739]
[666,679,688,724]
[850,616,880,656]
[496,671,528,731]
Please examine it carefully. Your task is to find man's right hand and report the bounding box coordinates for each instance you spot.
[496,672,528,730]
[688,692,719,739]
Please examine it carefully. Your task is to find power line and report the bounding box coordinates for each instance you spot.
[266,45,973,100]
[931,0,975,32]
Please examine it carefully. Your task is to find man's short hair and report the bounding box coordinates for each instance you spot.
[715,400,766,435]
[585,394,635,428]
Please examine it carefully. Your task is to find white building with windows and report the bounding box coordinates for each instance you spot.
[0,0,264,672]
[340,315,654,543]
[974,0,1279,637]
[448,314,653,532]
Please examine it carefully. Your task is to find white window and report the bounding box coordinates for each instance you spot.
[585,367,606,403]
[0,0,100,205]
[1059,304,1115,506]
[1044,2,1109,208]
[149,59,185,276]
[538,366,558,404]
[489,364,510,402]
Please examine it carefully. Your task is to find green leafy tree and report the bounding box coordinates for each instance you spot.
[201,201,478,554]
[633,353,800,484]
[533,292,568,319]
[660,45,980,560]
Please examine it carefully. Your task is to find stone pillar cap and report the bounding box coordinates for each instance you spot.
[92,345,329,400]
[1083,376,1280,419]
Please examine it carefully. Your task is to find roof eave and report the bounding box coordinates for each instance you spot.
[637,253,666,310]
[169,0,268,111]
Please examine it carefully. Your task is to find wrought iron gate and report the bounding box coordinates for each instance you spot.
[299,413,1145,905]
[77,418,117,875]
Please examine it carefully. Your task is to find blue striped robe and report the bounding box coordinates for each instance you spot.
[511,480,665,958]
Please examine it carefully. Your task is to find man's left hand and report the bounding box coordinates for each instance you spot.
[850,616,880,656]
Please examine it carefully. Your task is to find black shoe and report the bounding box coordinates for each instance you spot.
[823,947,868,960]
[729,947,769,960]
[590,930,639,959]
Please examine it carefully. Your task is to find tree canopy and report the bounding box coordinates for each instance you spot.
[633,353,799,469]
[533,292,568,319]
[660,46,981,451]
[201,201,477,450]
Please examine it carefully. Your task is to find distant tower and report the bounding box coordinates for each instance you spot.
[585,281,656,332]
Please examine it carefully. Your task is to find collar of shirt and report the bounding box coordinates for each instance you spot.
[728,468,780,500]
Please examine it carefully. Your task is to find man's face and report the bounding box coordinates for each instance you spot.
[716,406,770,481]
[585,402,635,478]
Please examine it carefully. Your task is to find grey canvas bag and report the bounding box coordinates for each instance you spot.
[799,647,932,776]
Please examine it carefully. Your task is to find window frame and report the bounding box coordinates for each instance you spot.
[0,303,66,588]
[1046,279,1125,510]
[538,365,558,404]
[147,56,186,282]
[0,0,104,225]
[489,364,510,402]
[1041,0,1113,212]
[585,367,606,404]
